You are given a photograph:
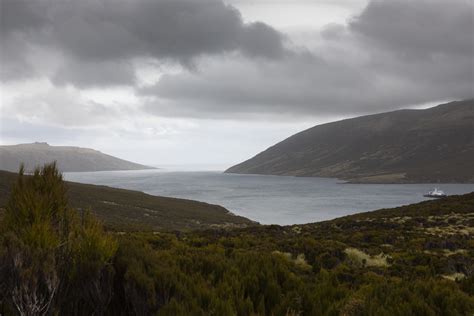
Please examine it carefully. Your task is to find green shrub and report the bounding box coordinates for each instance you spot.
[0,163,116,315]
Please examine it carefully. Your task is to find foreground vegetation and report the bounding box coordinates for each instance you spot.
[1,164,473,315]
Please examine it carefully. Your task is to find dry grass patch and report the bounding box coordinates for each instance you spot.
[345,248,391,268]
[294,254,312,270]
[442,273,466,281]
[272,251,312,270]
[443,249,468,256]
[424,225,473,236]
[272,250,293,260]
[291,226,302,234]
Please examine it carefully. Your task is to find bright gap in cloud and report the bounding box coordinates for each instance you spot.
[228,0,369,30]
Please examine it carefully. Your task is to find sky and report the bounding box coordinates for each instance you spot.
[1,0,473,167]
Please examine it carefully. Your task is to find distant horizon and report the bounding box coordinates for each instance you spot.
[0,99,455,166]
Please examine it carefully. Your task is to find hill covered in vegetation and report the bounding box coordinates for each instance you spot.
[0,142,154,172]
[226,100,474,183]
[1,164,473,315]
[0,170,254,231]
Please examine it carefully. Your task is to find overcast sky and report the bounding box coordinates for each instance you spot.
[1,0,473,167]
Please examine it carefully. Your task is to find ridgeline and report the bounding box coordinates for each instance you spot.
[0,142,155,172]
[226,100,474,183]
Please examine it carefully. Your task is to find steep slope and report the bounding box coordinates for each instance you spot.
[226,100,474,183]
[0,142,154,172]
[0,170,255,231]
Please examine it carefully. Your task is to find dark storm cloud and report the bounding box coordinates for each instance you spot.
[142,54,456,118]
[0,33,36,80]
[143,0,474,117]
[0,0,50,80]
[0,0,285,85]
[51,60,136,88]
[1,0,473,119]
[350,0,473,57]
[142,53,382,118]
[0,0,49,33]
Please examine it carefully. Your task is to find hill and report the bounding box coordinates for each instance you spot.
[102,192,473,314]
[226,100,474,183]
[0,170,254,231]
[0,142,154,172]
[1,164,473,314]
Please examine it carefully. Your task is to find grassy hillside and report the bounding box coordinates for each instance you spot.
[1,164,473,314]
[226,100,474,183]
[0,142,155,172]
[0,170,254,231]
[103,192,474,314]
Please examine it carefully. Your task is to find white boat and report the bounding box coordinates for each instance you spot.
[423,187,446,198]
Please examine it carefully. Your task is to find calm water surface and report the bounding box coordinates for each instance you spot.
[64,169,474,225]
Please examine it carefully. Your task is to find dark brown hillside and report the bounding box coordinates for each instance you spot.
[0,170,255,231]
[226,100,474,183]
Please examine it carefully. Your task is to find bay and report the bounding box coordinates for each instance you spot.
[64,169,474,225]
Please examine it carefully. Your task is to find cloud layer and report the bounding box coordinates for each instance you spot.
[1,0,285,85]
[143,0,474,117]
[1,0,473,123]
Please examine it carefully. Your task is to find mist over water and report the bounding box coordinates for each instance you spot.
[64,169,474,225]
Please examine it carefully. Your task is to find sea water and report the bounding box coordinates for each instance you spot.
[64,168,474,225]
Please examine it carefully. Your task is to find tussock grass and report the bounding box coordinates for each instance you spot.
[272,251,312,270]
[344,247,390,267]
[442,273,466,281]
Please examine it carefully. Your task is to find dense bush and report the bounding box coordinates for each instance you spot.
[1,164,473,315]
[0,164,116,315]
